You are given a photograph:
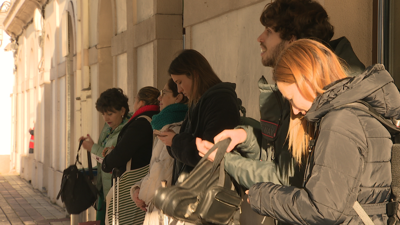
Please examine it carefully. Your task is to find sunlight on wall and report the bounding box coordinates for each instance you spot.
[0,32,14,155]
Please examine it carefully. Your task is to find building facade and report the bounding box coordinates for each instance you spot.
[3,0,383,223]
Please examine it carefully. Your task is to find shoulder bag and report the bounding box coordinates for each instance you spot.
[57,140,98,214]
[153,138,242,225]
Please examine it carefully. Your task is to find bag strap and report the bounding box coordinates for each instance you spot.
[198,138,231,170]
[353,201,375,225]
[75,139,95,181]
[137,115,152,123]
[197,138,231,186]
[75,139,84,165]
[87,149,94,181]
[125,115,153,172]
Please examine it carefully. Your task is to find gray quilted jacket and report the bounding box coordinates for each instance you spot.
[248,64,400,224]
[224,37,365,191]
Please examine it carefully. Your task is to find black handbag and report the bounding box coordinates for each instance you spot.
[57,140,98,214]
[154,138,242,225]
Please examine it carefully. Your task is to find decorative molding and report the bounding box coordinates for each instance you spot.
[3,0,47,38]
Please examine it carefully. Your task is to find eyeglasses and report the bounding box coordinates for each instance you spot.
[160,89,172,97]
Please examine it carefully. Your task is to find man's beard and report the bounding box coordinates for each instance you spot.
[262,41,287,67]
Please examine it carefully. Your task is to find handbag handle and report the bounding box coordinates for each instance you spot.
[75,139,95,181]
[197,138,231,186]
[198,138,231,169]
[87,150,94,181]
[75,140,84,165]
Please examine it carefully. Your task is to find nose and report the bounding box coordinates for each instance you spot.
[158,95,162,101]
[177,85,183,94]
[257,32,263,43]
[292,106,300,115]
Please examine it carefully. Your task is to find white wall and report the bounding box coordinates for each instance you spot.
[0,32,14,155]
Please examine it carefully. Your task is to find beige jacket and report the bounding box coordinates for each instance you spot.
[131,122,182,205]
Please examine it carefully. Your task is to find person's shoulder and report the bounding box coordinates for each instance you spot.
[132,112,157,127]
[320,107,366,140]
[208,82,237,95]
[203,83,237,102]
[323,107,361,126]
[141,110,160,118]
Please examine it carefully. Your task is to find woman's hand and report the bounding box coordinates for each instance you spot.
[79,134,94,151]
[245,190,250,204]
[213,129,247,153]
[131,188,147,211]
[196,138,216,162]
[157,130,176,147]
[102,146,114,157]
[196,129,247,162]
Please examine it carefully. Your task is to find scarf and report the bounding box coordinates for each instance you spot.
[101,116,130,147]
[151,103,188,130]
[128,104,160,123]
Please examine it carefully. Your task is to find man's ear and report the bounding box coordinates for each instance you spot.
[289,35,297,44]
[175,93,183,103]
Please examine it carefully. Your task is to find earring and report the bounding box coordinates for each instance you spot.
[121,115,123,118]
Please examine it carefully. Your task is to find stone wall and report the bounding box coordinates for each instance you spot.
[5,0,375,223]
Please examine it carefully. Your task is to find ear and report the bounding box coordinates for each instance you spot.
[175,93,183,103]
[139,100,146,108]
[120,107,126,116]
[288,35,297,44]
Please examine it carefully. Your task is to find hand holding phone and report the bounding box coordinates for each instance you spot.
[153,130,167,137]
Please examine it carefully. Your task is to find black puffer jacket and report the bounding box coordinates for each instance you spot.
[168,82,240,184]
[248,64,400,224]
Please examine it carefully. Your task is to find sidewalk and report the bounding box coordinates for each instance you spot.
[0,173,70,225]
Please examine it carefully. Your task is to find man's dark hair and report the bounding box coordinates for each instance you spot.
[96,88,129,118]
[261,0,334,44]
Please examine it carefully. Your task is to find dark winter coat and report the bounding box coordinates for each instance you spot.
[248,64,400,224]
[102,110,159,174]
[168,82,240,184]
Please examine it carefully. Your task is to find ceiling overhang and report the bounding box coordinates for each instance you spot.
[3,0,47,38]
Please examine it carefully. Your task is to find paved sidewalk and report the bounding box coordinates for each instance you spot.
[0,174,70,225]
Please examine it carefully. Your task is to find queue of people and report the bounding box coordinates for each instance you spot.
[78,0,399,224]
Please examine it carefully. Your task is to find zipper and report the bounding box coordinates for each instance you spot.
[215,197,238,208]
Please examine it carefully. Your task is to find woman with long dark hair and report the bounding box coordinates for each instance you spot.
[158,49,240,184]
